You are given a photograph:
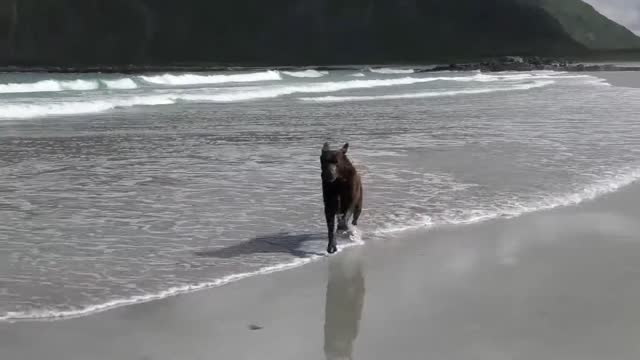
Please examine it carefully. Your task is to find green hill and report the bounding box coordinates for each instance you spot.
[520,0,640,50]
[0,0,638,66]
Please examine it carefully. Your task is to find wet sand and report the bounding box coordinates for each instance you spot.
[2,182,640,360]
[591,70,640,88]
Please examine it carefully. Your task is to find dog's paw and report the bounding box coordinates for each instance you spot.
[327,243,338,254]
[348,228,363,244]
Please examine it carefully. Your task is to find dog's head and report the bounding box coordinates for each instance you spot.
[320,142,349,183]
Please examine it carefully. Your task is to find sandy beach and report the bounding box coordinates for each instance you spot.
[3,0,640,357]
[3,1,640,358]
[2,180,640,360]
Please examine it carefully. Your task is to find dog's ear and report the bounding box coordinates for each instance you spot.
[341,143,349,154]
[322,142,330,152]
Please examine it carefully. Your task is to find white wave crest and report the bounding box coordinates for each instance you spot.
[101,78,138,90]
[471,72,593,83]
[300,80,554,102]
[139,70,282,86]
[0,73,601,119]
[0,79,99,94]
[180,76,446,103]
[0,95,177,120]
[0,101,115,119]
[282,70,328,78]
[350,73,366,77]
[369,68,415,74]
[3,75,423,118]
[62,80,99,91]
[585,77,612,87]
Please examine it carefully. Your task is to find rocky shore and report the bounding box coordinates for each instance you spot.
[0,57,638,74]
[420,56,640,73]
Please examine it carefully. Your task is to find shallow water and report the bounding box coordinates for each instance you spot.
[1,68,639,320]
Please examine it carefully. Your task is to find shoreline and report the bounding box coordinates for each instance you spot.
[2,179,640,359]
[1,60,639,326]
[2,162,639,323]
[0,58,639,74]
[2,161,640,323]
[0,236,366,324]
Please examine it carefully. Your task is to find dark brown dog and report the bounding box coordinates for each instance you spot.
[320,142,363,254]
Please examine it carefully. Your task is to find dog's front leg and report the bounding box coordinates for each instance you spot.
[337,193,352,232]
[324,195,339,254]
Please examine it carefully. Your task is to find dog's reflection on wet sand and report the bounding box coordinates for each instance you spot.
[324,249,366,360]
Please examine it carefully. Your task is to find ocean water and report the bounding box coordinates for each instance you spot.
[1,67,639,321]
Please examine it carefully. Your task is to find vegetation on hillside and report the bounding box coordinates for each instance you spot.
[0,0,637,66]
[520,0,640,50]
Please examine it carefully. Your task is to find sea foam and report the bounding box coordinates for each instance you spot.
[0,72,604,119]
[0,79,99,94]
[369,68,415,74]
[300,80,554,102]
[3,165,638,322]
[139,70,282,86]
[282,70,329,78]
[101,78,138,90]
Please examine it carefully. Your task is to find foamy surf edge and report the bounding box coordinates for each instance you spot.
[3,166,639,322]
[0,232,362,323]
[375,167,640,235]
[0,255,323,322]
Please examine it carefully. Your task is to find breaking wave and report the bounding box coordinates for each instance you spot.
[139,70,282,86]
[282,70,328,78]
[101,78,138,90]
[0,72,604,119]
[2,77,442,119]
[369,67,415,74]
[178,76,453,102]
[300,80,554,102]
[0,77,446,119]
[0,78,141,94]
[0,95,176,119]
[0,79,99,94]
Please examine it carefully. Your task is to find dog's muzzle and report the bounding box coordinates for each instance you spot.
[322,165,337,183]
[322,172,337,183]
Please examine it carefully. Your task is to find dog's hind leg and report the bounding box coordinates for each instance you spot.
[337,195,352,231]
[337,213,349,231]
[352,192,363,226]
[352,204,362,226]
